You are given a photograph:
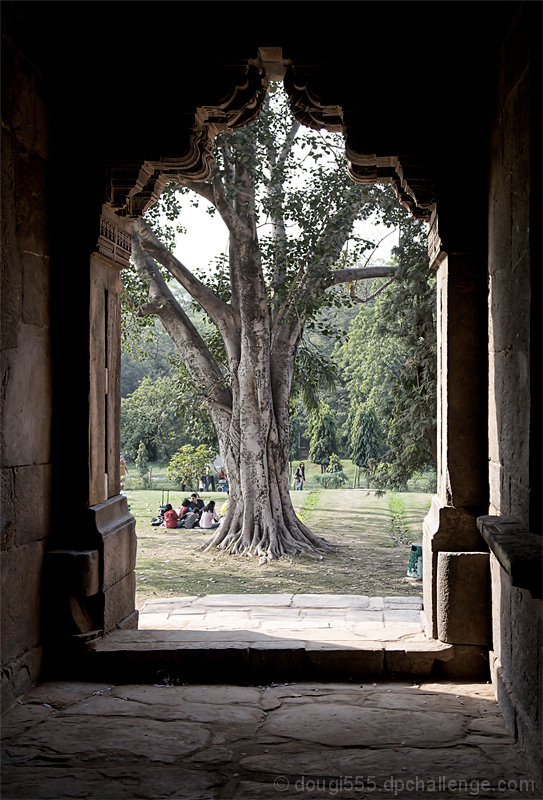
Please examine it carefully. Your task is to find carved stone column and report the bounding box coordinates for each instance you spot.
[87,208,138,633]
[422,212,488,639]
[45,208,137,650]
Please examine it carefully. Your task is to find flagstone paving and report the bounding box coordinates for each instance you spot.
[138,594,425,642]
[2,680,539,799]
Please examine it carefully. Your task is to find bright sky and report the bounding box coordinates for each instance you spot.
[169,89,399,273]
[171,193,398,277]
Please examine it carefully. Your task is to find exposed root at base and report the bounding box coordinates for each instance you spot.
[199,526,336,562]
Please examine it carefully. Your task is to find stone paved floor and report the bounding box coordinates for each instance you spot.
[138,593,427,644]
[2,680,539,799]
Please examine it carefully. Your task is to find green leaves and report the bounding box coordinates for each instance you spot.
[308,402,339,469]
[336,214,437,487]
[167,444,215,490]
[349,404,383,468]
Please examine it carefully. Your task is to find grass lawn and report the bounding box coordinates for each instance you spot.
[126,480,431,610]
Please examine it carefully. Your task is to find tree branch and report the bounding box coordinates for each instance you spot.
[131,230,233,415]
[348,277,395,303]
[211,170,253,240]
[277,120,301,168]
[133,218,237,337]
[173,178,215,207]
[328,265,396,285]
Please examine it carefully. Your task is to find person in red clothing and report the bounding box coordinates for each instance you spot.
[163,504,183,529]
[176,499,191,521]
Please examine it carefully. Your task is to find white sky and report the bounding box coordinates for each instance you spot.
[171,194,398,276]
[169,90,399,273]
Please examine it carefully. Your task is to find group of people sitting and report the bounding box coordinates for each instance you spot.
[162,493,221,530]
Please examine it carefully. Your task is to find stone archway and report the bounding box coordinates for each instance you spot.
[77,46,489,668]
[40,42,489,682]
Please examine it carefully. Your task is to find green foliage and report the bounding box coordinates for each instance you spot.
[327,452,343,473]
[121,371,217,464]
[314,452,348,488]
[314,472,349,489]
[135,441,150,487]
[121,324,177,397]
[308,403,339,470]
[167,444,215,491]
[291,341,339,414]
[349,403,383,468]
[337,215,436,487]
[288,401,306,462]
[388,494,411,544]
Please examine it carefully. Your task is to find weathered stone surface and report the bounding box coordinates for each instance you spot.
[6,715,210,763]
[0,464,51,548]
[260,703,467,746]
[0,324,52,467]
[0,542,46,664]
[2,680,539,799]
[292,594,370,608]
[1,766,220,799]
[437,552,490,645]
[196,593,293,607]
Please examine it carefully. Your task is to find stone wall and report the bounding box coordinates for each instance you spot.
[1,9,51,708]
[488,6,532,524]
[486,2,542,777]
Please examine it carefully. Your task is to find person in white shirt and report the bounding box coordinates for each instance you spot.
[199,500,220,529]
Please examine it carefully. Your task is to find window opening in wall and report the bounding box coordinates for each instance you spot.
[119,84,435,636]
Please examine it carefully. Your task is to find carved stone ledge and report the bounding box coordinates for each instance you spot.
[105,64,268,218]
[283,65,434,221]
[346,150,434,221]
[97,212,131,268]
[477,515,542,599]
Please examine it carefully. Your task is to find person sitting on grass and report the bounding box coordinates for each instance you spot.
[163,504,184,529]
[199,500,220,529]
[176,499,191,521]
[189,493,205,512]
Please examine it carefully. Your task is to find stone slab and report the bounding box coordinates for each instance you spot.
[3,680,538,798]
[195,593,293,607]
[291,594,370,608]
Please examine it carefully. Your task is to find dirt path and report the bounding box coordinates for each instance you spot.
[131,488,428,610]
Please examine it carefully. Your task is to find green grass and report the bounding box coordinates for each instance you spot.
[126,479,431,610]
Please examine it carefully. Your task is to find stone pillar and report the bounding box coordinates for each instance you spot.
[422,213,488,639]
[87,213,138,632]
[436,552,490,645]
[45,209,138,646]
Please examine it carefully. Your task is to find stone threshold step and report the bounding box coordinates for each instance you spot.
[72,631,489,685]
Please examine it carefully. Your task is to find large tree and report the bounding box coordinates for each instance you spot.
[128,88,396,561]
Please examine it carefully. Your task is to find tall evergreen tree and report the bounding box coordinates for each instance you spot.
[308,402,339,471]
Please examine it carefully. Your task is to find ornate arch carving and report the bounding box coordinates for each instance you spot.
[104,49,435,226]
[283,63,435,221]
[105,61,268,218]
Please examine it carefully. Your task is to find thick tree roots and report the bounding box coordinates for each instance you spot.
[200,518,336,562]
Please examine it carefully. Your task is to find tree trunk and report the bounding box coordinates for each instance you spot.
[203,281,334,562]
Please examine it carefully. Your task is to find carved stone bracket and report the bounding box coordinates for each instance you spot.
[283,64,343,132]
[104,52,436,228]
[97,211,132,268]
[105,63,268,219]
[283,64,435,222]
